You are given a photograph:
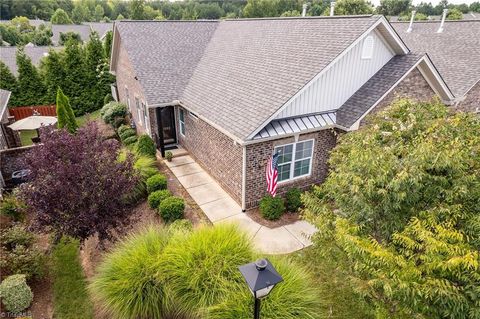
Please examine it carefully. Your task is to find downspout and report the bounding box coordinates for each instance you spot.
[241,145,247,212]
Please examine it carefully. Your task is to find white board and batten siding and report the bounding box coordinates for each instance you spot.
[275,29,395,119]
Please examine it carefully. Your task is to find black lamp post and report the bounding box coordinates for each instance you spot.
[239,258,283,319]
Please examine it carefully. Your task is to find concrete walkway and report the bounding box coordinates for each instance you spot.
[164,153,316,254]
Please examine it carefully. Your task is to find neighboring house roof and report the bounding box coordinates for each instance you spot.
[0,89,11,124]
[392,20,480,98]
[113,20,218,106]
[87,22,113,39]
[51,24,91,44]
[0,46,63,76]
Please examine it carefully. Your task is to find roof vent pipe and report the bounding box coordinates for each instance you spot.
[302,3,307,17]
[437,9,448,33]
[407,10,416,32]
[330,2,336,16]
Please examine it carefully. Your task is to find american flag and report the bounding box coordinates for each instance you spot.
[266,153,280,197]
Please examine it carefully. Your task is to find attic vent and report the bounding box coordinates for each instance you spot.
[361,36,374,59]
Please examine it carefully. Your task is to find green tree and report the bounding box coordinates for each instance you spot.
[280,9,301,16]
[243,0,279,18]
[71,2,91,23]
[0,61,17,95]
[416,1,435,15]
[51,8,73,24]
[304,99,480,318]
[11,16,34,33]
[377,0,411,16]
[94,4,105,21]
[31,24,53,46]
[129,0,146,19]
[59,31,82,45]
[103,30,113,58]
[446,8,463,20]
[56,88,78,133]
[471,2,480,12]
[15,48,46,106]
[0,24,21,46]
[85,31,109,112]
[42,49,66,104]
[332,0,374,15]
[63,40,88,114]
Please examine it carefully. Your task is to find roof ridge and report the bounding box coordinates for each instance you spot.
[391,19,480,24]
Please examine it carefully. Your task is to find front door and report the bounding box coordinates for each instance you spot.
[160,106,176,146]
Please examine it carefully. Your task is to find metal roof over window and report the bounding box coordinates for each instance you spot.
[253,112,336,140]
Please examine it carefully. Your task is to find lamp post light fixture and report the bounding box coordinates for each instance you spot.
[239,258,283,319]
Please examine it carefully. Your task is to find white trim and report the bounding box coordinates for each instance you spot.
[417,56,454,101]
[349,55,454,130]
[134,96,142,126]
[274,139,315,183]
[361,35,375,59]
[109,22,118,73]
[178,108,186,137]
[246,17,409,140]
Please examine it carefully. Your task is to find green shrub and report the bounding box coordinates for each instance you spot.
[0,196,25,221]
[165,151,173,161]
[146,174,167,193]
[136,134,157,158]
[148,189,172,209]
[103,93,113,105]
[207,257,322,319]
[119,128,136,141]
[159,225,253,314]
[52,237,93,319]
[125,155,159,204]
[89,226,170,319]
[0,274,33,313]
[0,224,34,250]
[101,102,127,125]
[168,219,193,234]
[259,195,285,220]
[112,116,126,129]
[117,124,131,136]
[158,196,184,222]
[123,135,137,146]
[285,188,302,212]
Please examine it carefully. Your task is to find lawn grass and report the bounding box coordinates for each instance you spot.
[52,237,94,319]
[18,109,102,146]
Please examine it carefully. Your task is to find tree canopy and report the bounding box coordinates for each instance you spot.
[303,99,480,318]
[50,8,73,24]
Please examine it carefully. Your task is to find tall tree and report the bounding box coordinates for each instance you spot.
[85,31,111,112]
[63,40,88,114]
[94,4,105,21]
[42,49,66,104]
[304,99,480,318]
[103,30,113,58]
[129,0,146,19]
[333,0,374,15]
[242,0,279,18]
[0,61,17,95]
[71,2,92,23]
[15,48,46,106]
[51,8,73,24]
[377,0,411,16]
[56,88,78,133]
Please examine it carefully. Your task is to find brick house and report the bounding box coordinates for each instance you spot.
[110,16,456,210]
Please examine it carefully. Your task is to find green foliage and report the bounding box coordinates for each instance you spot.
[158,196,184,222]
[168,219,193,234]
[63,39,89,115]
[398,11,428,21]
[280,9,301,16]
[101,101,127,125]
[59,31,82,45]
[51,8,73,24]
[119,128,136,141]
[447,8,463,20]
[15,48,46,106]
[0,274,33,313]
[304,99,480,318]
[148,189,172,209]
[259,195,285,220]
[377,0,411,16]
[103,93,113,105]
[146,174,168,193]
[0,196,25,221]
[72,2,92,24]
[85,31,111,112]
[331,0,374,15]
[30,24,53,46]
[0,61,17,97]
[52,237,94,319]
[104,30,113,58]
[42,49,66,104]
[165,151,173,161]
[56,88,78,133]
[136,134,157,158]
[123,135,138,146]
[285,188,302,212]
[126,154,159,203]
[0,225,45,280]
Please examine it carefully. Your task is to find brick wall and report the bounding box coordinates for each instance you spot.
[244,129,338,209]
[456,80,480,113]
[360,67,436,126]
[176,106,243,203]
[114,34,150,135]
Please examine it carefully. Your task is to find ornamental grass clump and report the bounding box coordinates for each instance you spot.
[89,226,170,319]
[0,274,33,313]
[146,174,168,193]
[136,134,157,158]
[148,189,172,209]
[158,196,184,222]
[158,225,253,315]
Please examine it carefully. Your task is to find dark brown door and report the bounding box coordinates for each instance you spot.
[160,106,176,145]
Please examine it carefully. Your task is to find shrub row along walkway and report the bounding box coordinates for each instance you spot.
[161,152,316,254]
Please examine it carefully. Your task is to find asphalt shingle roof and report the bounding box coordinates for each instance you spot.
[0,46,63,76]
[116,21,218,107]
[392,20,480,97]
[51,24,92,44]
[337,53,424,128]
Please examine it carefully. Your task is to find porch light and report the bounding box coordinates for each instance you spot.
[239,258,283,319]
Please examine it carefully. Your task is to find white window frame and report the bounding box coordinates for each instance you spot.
[179,108,185,136]
[274,139,314,183]
[125,86,131,111]
[142,101,149,135]
[135,96,142,125]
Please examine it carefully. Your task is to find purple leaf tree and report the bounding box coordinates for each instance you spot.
[19,122,139,242]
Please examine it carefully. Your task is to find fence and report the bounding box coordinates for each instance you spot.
[10,106,56,121]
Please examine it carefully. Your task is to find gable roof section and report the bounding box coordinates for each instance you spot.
[392,20,480,98]
[113,20,218,106]
[181,16,384,140]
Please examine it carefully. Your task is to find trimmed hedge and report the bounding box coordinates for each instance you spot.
[146,174,167,194]
[159,196,185,222]
[101,102,127,125]
[136,134,156,158]
[285,188,302,212]
[123,136,137,146]
[0,274,33,313]
[119,129,136,141]
[117,124,131,136]
[148,189,172,209]
[259,196,285,220]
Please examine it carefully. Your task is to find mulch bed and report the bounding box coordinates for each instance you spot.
[246,208,300,228]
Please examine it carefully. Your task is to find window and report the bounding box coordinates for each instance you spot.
[135,97,142,125]
[125,87,130,110]
[361,35,374,59]
[179,109,185,136]
[274,140,314,182]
